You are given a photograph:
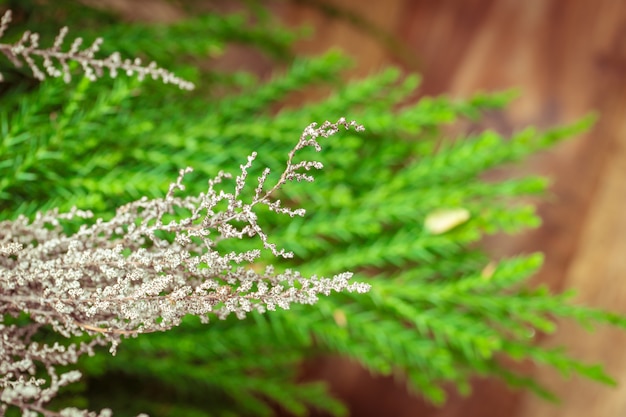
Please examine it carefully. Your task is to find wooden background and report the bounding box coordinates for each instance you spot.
[275,1,626,416]
[95,0,626,415]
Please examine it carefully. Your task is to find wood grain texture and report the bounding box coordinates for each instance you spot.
[277,1,626,416]
[520,111,626,417]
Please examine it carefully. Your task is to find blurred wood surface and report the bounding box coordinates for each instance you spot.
[276,1,626,416]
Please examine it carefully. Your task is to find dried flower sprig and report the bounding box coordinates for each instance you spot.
[0,119,367,415]
[0,10,194,89]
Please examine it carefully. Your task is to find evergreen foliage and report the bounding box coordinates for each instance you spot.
[2,2,624,416]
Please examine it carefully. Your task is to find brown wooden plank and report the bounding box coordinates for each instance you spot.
[278,1,626,416]
[518,74,626,417]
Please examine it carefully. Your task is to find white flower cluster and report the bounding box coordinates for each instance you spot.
[0,119,368,415]
[0,10,194,89]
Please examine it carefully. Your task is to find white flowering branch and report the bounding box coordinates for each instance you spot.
[0,118,367,416]
[0,10,194,89]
